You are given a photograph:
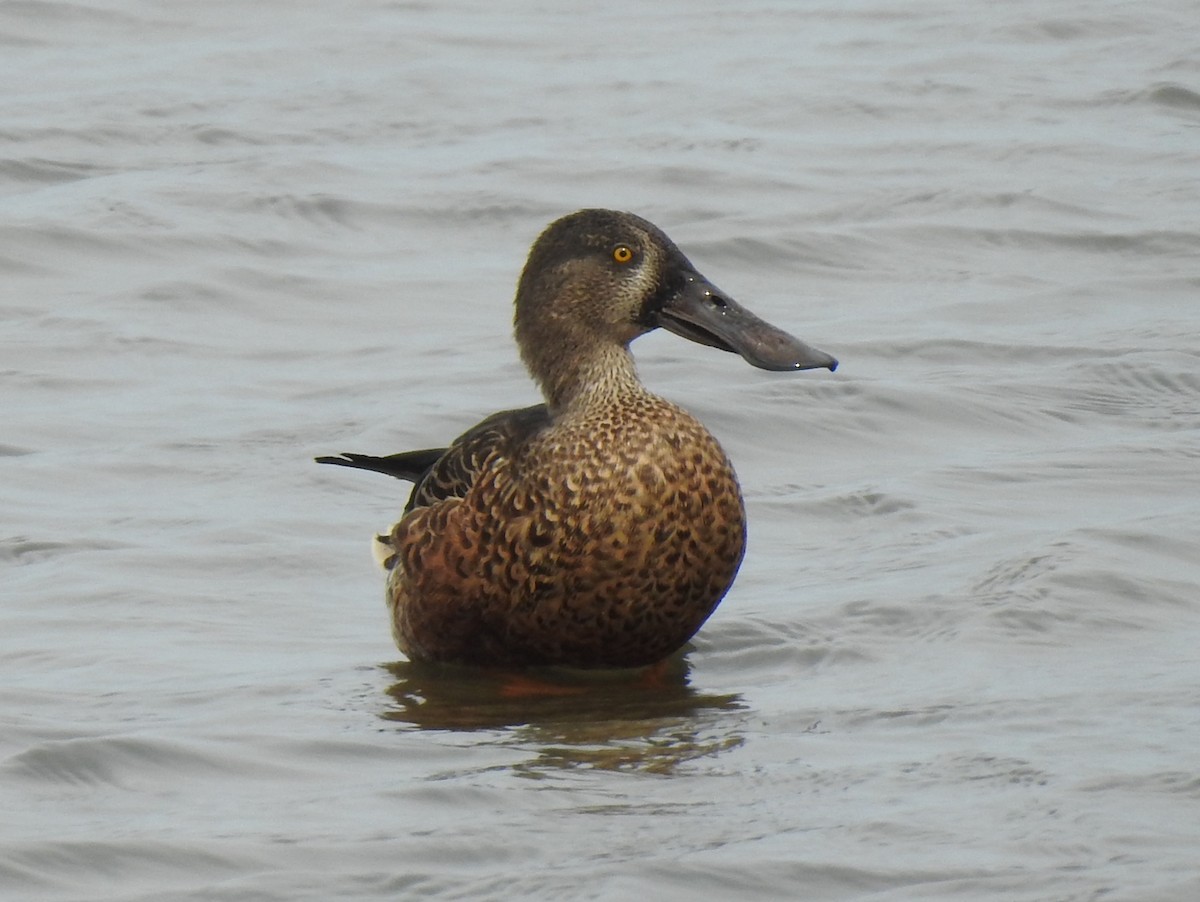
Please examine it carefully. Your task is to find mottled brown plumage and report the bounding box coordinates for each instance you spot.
[318,209,837,668]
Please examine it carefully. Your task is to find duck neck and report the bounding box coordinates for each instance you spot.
[521,330,646,416]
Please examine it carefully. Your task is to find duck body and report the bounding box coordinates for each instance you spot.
[319,209,836,669]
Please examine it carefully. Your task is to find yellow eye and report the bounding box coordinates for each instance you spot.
[612,245,634,265]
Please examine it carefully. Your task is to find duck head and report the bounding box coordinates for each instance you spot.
[514,209,837,408]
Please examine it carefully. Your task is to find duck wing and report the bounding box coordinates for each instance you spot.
[316,403,550,513]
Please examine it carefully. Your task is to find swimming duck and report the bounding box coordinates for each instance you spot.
[317,209,836,669]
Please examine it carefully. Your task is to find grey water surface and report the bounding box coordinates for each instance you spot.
[3,1,1199,900]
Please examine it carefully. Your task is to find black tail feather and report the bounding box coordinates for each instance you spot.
[315,448,447,483]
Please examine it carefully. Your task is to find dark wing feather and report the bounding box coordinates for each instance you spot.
[405,404,549,512]
[316,403,550,514]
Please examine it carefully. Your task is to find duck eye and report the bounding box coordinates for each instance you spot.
[612,245,634,265]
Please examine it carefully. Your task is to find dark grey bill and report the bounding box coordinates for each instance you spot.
[657,272,838,372]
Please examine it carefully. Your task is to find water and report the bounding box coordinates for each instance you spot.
[3,1,1199,899]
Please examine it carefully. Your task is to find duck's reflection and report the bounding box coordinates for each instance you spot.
[379,652,745,774]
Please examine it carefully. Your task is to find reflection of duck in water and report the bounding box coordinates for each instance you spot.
[380,657,747,774]
[381,654,741,733]
[318,210,836,669]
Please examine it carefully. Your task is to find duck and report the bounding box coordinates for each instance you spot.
[317,209,836,669]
